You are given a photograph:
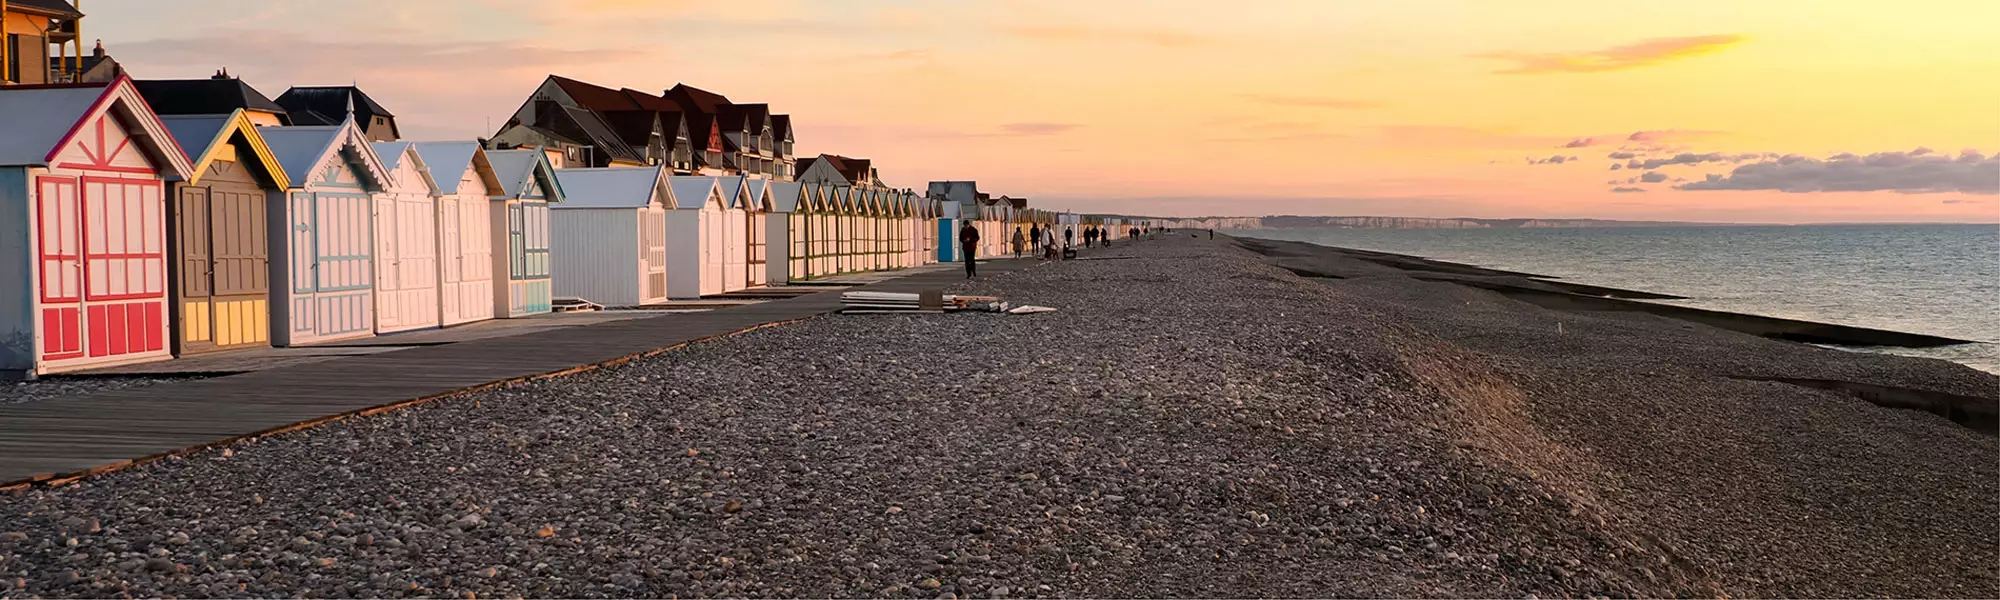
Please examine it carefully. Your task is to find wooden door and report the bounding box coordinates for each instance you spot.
[642,209,667,302]
[313,193,374,339]
[373,192,440,333]
[438,195,463,325]
[36,177,84,362]
[175,186,214,353]
[77,177,168,361]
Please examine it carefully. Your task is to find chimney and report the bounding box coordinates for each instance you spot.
[92,40,105,59]
[212,67,231,80]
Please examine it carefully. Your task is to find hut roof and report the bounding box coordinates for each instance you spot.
[158,110,291,189]
[0,78,194,179]
[411,141,502,196]
[768,181,802,213]
[667,176,722,210]
[552,166,667,209]
[486,149,566,202]
[369,141,441,194]
[260,121,389,190]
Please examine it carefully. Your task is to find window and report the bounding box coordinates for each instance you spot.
[4,34,19,83]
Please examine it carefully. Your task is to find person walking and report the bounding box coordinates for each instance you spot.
[959,221,981,278]
[1041,228,1059,260]
[1064,226,1074,249]
[1028,222,1042,254]
[1011,226,1027,258]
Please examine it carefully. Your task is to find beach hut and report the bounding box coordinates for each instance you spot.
[742,177,770,288]
[549,165,671,307]
[719,176,751,292]
[665,175,728,298]
[367,141,443,334]
[0,78,196,377]
[410,142,505,327]
[767,180,800,285]
[157,110,288,355]
[484,149,563,317]
[260,118,392,346]
[802,184,829,278]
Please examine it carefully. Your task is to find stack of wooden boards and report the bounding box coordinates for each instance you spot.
[840,291,1008,314]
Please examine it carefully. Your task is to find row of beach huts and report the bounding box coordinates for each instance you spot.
[0,73,1156,378]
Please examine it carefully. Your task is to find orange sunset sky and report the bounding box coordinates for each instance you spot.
[91,0,2000,223]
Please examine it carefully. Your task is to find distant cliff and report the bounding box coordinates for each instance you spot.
[1145,216,1717,230]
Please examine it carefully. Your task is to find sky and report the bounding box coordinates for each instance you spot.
[86,0,2000,223]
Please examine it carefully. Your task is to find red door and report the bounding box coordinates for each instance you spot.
[36,176,84,361]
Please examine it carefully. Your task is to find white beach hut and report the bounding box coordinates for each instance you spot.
[549,165,672,307]
[484,149,563,317]
[719,176,751,292]
[261,119,392,346]
[0,77,196,377]
[410,142,505,327]
[368,141,443,334]
[665,175,728,298]
[767,180,800,285]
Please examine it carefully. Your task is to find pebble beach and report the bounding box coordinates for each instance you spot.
[0,233,1994,598]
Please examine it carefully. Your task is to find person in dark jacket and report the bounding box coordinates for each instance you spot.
[959,221,981,278]
[1028,223,1042,253]
[1064,226,1074,248]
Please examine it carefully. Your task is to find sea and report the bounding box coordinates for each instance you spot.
[1229,224,2000,374]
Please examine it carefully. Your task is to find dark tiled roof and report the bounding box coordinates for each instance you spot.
[549,75,639,112]
[771,114,792,140]
[666,83,731,114]
[135,78,289,120]
[620,88,679,112]
[7,0,81,18]
[599,110,661,149]
[548,105,644,165]
[276,86,395,120]
[810,154,871,184]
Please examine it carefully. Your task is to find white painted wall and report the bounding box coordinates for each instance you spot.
[549,208,641,306]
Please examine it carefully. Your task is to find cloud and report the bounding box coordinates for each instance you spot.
[1625,152,1772,170]
[1476,34,1745,75]
[1527,155,1579,165]
[1627,130,1723,143]
[992,25,1212,48]
[1639,171,1669,183]
[1609,163,1623,170]
[1562,137,1597,148]
[1611,187,1648,193]
[1608,151,1637,160]
[1677,149,1998,194]
[1244,94,1384,109]
[999,122,1082,135]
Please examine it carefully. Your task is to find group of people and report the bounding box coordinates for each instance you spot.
[962,220,1161,278]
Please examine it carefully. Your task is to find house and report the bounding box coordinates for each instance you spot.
[771,115,795,180]
[156,109,290,355]
[367,141,443,334]
[483,149,563,317]
[410,142,506,327]
[664,175,729,298]
[797,154,880,188]
[46,39,120,83]
[259,117,392,346]
[2,0,82,85]
[276,86,401,141]
[662,83,785,179]
[548,165,672,307]
[0,77,196,377]
[135,70,291,126]
[489,75,672,170]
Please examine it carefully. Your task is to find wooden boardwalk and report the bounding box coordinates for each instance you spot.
[0,260,1029,486]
